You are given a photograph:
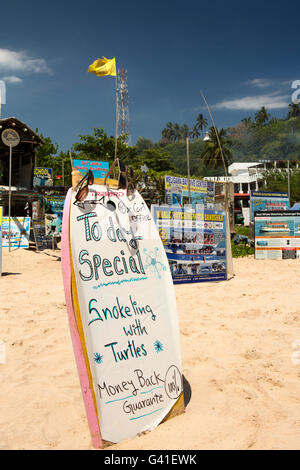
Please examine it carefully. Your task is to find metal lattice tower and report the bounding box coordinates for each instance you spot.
[117,67,131,144]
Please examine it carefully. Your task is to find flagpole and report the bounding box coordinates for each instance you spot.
[114,72,119,162]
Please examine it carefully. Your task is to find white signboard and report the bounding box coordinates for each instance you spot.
[70,186,183,443]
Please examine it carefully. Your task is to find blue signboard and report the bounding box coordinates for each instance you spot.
[2,217,31,248]
[33,167,53,187]
[254,210,300,259]
[164,175,215,209]
[44,195,65,235]
[152,205,227,284]
[73,159,109,179]
[250,190,289,222]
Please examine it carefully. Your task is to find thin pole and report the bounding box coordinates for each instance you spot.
[200,90,228,177]
[114,73,119,162]
[8,144,12,252]
[287,160,290,205]
[62,159,65,186]
[69,151,73,170]
[200,90,234,276]
[186,136,191,204]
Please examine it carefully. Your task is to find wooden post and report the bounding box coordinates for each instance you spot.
[186,136,191,204]
[287,160,290,206]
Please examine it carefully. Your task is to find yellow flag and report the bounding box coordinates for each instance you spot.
[88,57,116,77]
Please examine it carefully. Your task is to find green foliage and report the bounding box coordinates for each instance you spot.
[229,110,300,162]
[133,147,176,172]
[201,127,233,171]
[33,101,300,196]
[234,224,254,239]
[231,243,254,258]
[231,224,255,257]
[261,168,300,205]
[71,127,138,165]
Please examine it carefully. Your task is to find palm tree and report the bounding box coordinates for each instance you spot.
[201,127,233,172]
[173,123,182,142]
[287,102,300,119]
[190,125,200,140]
[241,117,252,126]
[196,113,208,136]
[255,106,270,125]
[161,122,176,142]
[180,124,190,140]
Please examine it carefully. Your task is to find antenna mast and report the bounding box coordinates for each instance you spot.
[117,67,131,144]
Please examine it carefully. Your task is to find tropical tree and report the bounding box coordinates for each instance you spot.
[261,168,300,205]
[173,123,182,142]
[135,148,176,172]
[190,125,200,140]
[136,136,154,152]
[180,124,190,140]
[161,121,176,142]
[241,117,252,126]
[35,131,59,166]
[71,127,137,165]
[255,106,270,125]
[200,127,233,173]
[287,102,300,119]
[196,113,208,136]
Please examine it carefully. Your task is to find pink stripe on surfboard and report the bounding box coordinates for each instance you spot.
[61,188,102,448]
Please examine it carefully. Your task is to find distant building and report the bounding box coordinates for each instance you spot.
[204,161,299,225]
[0,117,44,216]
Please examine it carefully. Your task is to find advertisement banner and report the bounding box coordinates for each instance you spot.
[250,190,289,222]
[152,205,227,283]
[44,195,65,235]
[1,217,31,248]
[67,186,183,443]
[33,167,53,187]
[73,159,109,179]
[32,220,54,250]
[0,207,2,275]
[254,210,300,259]
[164,175,215,209]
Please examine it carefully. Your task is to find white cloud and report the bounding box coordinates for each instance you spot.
[0,48,51,74]
[2,75,23,84]
[245,78,273,88]
[213,93,289,111]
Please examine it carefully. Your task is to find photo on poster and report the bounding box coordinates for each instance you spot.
[152,205,227,283]
[254,210,300,260]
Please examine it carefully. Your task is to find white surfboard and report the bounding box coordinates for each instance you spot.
[69,185,183,444]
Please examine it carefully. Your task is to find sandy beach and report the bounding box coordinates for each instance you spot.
[0,246,299,450]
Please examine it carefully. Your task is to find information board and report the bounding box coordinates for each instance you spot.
[1,217,31,248]
[152,205,227,283]
[33,167,53,187]
[165,175,215,209]
[250,190,289,222]
[254,210,300,259]
[73,159,109,179]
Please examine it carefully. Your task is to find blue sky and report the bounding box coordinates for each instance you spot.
[0,0,299,152]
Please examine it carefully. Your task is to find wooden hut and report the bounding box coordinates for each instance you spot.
[0,117,44,216]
